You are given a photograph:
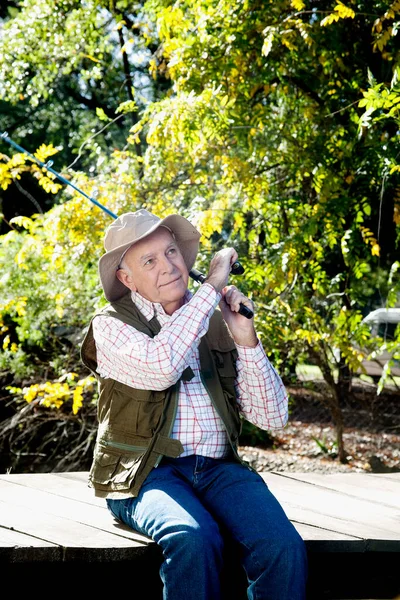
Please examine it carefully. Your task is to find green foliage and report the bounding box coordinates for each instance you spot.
[0,0,160,175]
[1,0,400,469]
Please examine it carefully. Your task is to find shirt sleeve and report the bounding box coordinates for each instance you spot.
[234,340,288,430]
[92,283,221,391]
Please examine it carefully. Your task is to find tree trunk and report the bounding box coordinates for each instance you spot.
[310,348,347,463]
[337,356,352,402]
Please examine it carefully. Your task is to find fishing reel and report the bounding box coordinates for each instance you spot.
[189,261,253,319]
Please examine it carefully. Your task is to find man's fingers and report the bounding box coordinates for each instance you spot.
[222,285,253,313]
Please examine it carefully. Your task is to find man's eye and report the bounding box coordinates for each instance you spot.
[168,248,176,254]
[144,259,153,266]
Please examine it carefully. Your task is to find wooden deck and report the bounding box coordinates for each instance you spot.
[0,471,399,599]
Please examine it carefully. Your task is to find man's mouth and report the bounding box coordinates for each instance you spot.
[161,277,181,287]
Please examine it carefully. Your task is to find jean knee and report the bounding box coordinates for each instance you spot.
[160,522,224,561]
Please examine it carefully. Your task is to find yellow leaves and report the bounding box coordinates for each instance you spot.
[72,386,84,414]
[0,152,28,190]
[23,383,41,403]
[196,209,223,243]
[373,18,383,34]
[82,53,101,63]
[373,27,393,52]
[17,374,96,413]
[1,144,61,196]
[372,1,400,53]
[281,36,298,51]
[149,57,158,80]
[371,243,380,257]
[37,174,62,195]
[9,153,26,168]
[262,26,275,57]
[321,2,355,27]
[15,297,27,316]
[33,143,59,164]
[291,0,305,9]
[312,169,327,194]
[0,163,13,190]
[116,100,138,115]
[157,6,190,43]
[334,2,356,19]
[9,215,34,230]
[24,381,69,409]
[295,328,321,347]
[128,121,143,145]
[294,19,314,47]
[0,296,27,318]
[96,107,111,122]
[55,293,65,318]
[359,226,380,257]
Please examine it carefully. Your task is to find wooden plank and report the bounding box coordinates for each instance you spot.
[54,471,90,482]
[1,471,400,559]
[0,473,367,555]
[260,473,400,547]
[0,498,156,562]
[369,472,400,482]
[0,527,54,547]
[0,478,152,546]
[0,472,103,507]
[0,527,61,562]
[278,472,400,509]
[291,522,366,553]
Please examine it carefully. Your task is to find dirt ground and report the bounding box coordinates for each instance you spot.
[239,380,400,474]
[239,421,400,473]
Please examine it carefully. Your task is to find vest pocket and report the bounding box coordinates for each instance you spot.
[111,382,165,438]
[89,448,145,491]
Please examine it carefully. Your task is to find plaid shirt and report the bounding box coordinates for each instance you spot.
[92,283,288,458]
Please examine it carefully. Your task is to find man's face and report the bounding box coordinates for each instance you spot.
[118,227,189,311]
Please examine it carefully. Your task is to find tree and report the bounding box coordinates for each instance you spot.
[0,0,171,226]
[1,0,399,467]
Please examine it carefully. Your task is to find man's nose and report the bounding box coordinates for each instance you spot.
[161,256,175,273]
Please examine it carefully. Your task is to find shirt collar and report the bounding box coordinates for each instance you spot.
[130,289,193,321]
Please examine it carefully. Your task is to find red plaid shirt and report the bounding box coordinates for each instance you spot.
[93,283,288,458]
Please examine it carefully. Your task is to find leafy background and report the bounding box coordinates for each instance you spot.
[0,0,399,471]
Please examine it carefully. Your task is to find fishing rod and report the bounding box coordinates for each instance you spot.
[0,131,253,319]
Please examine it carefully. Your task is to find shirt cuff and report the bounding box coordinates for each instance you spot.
[235,340,269,370]
[198,282,222,307]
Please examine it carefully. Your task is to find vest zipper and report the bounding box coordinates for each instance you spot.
[153,385,180,468]
[104,440,147,452]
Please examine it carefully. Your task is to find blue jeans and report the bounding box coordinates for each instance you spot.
[107,455,307,600]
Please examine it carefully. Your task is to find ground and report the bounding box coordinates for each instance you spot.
[239,421,400,474]
[239,378,400,474]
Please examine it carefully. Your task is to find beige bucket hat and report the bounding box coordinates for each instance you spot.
[99,209,201,302]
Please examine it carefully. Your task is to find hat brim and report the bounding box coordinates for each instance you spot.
[99,214,201,302]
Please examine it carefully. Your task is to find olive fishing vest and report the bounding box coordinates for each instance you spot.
[81,292,243,499]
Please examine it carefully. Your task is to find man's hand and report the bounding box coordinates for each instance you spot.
[205,248,238,293]
[219,285,258,348]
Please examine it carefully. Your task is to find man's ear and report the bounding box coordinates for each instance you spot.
[116,269,137,292]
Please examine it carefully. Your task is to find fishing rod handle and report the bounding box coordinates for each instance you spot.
[189,265,254,320]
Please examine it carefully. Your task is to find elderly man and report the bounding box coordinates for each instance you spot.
[81,209,307,600]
